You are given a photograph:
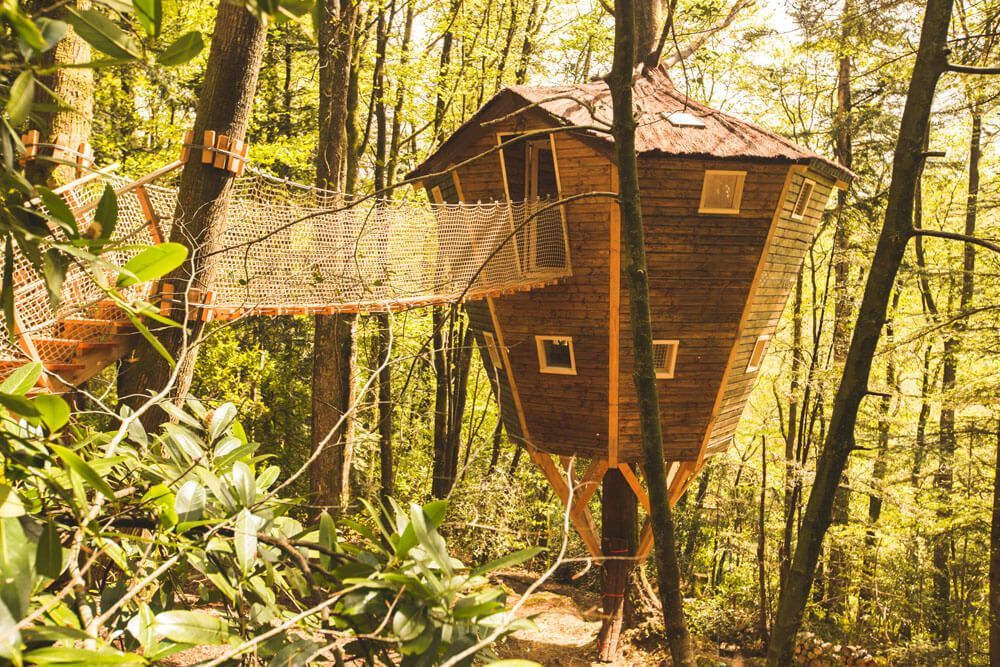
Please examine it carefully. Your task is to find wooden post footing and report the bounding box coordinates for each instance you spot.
[596,468,637,662]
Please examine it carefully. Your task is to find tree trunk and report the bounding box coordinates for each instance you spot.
[597,468,637,662]
[780,271,804,593]
[825,0,855,617]
[766,0,953,660]
[310,0,359,517]
[857,288,900,633]
[634,0,664,66]
[932,110,980,645]
[118,3,268,417]
[757,438,770,645]
[610,2,695,664]
[28,0,94,187]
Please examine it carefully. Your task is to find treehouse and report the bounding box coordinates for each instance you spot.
[408,67,851,558]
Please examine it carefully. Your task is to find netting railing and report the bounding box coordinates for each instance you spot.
[1,165,571,365]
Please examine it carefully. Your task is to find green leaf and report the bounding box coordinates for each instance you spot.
[6,7,46,51]
[230,460,254,507]
[93,184,118,240]
[409,503,452,574]
[33,393,70,432]
[51,445,115,499]
[0,598,20,663]
[174,481,204,524]
[116,243,187,287]
[140,484,176,528]
[18,18,67,57]
[234,509,257,576]
[391,602,425,642]
[396,500,448,559]
[36,520,62,579]
[207,402,237,443]
[126,603,155,651]
[42,249,68,309]
[163,423,204,461]
[153,610,228,645]
[24,646,146,664]
[319,511,337,569]
[121,309,173,367]
[156,31,203,66]
[0,363,41,395]
[38,188,78,236]
[0,486,25,519]
[131,0,161,36]
[7,70,35,128]
[0,392,39,418]
[64,8,139,60]
[471,546,545,577]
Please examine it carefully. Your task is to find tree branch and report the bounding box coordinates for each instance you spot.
[911,228,1000,255]
[946,62,1000,74]
[661,0,753,68]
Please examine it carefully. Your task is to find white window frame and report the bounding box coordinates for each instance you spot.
[653,340,679,379]
[481,331,503,370]
[698,170,747,215]
[791,178,816,220]
[535,335,577,375]
[746,334,771,373]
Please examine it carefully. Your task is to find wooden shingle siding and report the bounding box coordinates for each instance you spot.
[703,169,834,455]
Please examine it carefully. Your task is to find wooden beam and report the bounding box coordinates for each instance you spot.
[134,186,164,244]
[530,450,602,559]
[617,463,649,512]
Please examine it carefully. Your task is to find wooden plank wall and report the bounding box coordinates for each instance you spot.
[617,159,790,462]
[702,168,835,456]
[452,114,613,459]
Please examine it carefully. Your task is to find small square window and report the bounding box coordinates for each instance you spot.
[482,331,503,370]
[699,170,746,215]
[746,334,771,373]
[653,340,679,379]
[791,179,816,220]
[535,335,576,375]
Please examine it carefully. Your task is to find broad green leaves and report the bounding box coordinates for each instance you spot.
[157,32,204,66]
[6,71,34,127]
[117,243,188,287]
[65,8,140,60]
[152,610,229,645]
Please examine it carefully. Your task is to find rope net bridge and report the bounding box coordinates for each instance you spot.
[2,162,571,388]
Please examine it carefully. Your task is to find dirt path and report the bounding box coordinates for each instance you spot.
[495,572,669,666]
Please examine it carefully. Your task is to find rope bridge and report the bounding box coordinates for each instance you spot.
[1,163,571,386]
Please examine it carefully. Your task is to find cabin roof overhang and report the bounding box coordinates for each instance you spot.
[407,67,853,189]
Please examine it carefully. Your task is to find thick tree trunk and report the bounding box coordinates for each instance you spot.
[634,0,664,66]
[765,0,953,661]
[118,4,267,416]
[597,469,637,662]
[610,2,695,664]
[311,0,359,517]
[28,0,94,187]
[932,111,980,644]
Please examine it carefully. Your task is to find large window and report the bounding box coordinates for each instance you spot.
[535,335,576,375]
[699,170,746,215]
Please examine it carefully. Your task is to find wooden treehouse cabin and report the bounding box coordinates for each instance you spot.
[408,66,851,593]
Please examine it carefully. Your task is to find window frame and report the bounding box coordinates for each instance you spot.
[481,331,503,370]
[746,334,771,373]
[535,335,577,375]
[698,170,747,215]
[791,178,816,220]
[653,339,679,379]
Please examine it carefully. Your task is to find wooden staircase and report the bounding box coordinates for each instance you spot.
[4,302,136,392]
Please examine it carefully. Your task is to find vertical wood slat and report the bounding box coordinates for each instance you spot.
[201,130,216,164]
[213,134,231,170]
[135,185,164,244]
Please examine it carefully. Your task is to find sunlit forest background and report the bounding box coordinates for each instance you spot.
[1,0,998,663]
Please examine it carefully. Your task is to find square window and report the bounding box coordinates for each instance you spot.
[430,185,445,204]
[653,340,679,379]
[699,170,746,214]
[746,334,771,373]
[791,179,816,220]
[482,331,503,370]
[663,111,706,128]
[535,335,576,375]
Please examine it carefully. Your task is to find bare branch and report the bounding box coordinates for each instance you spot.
[911,228,1000,255]
[661,0,753,68]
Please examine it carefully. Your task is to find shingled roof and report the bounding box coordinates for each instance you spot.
[409,66,851,184]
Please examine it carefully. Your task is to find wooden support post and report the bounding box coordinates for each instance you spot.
[135,186,164,244]
[529,450,602,558]
[597,467,637,662]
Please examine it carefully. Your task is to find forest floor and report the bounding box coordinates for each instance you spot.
[495,570,756,666]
